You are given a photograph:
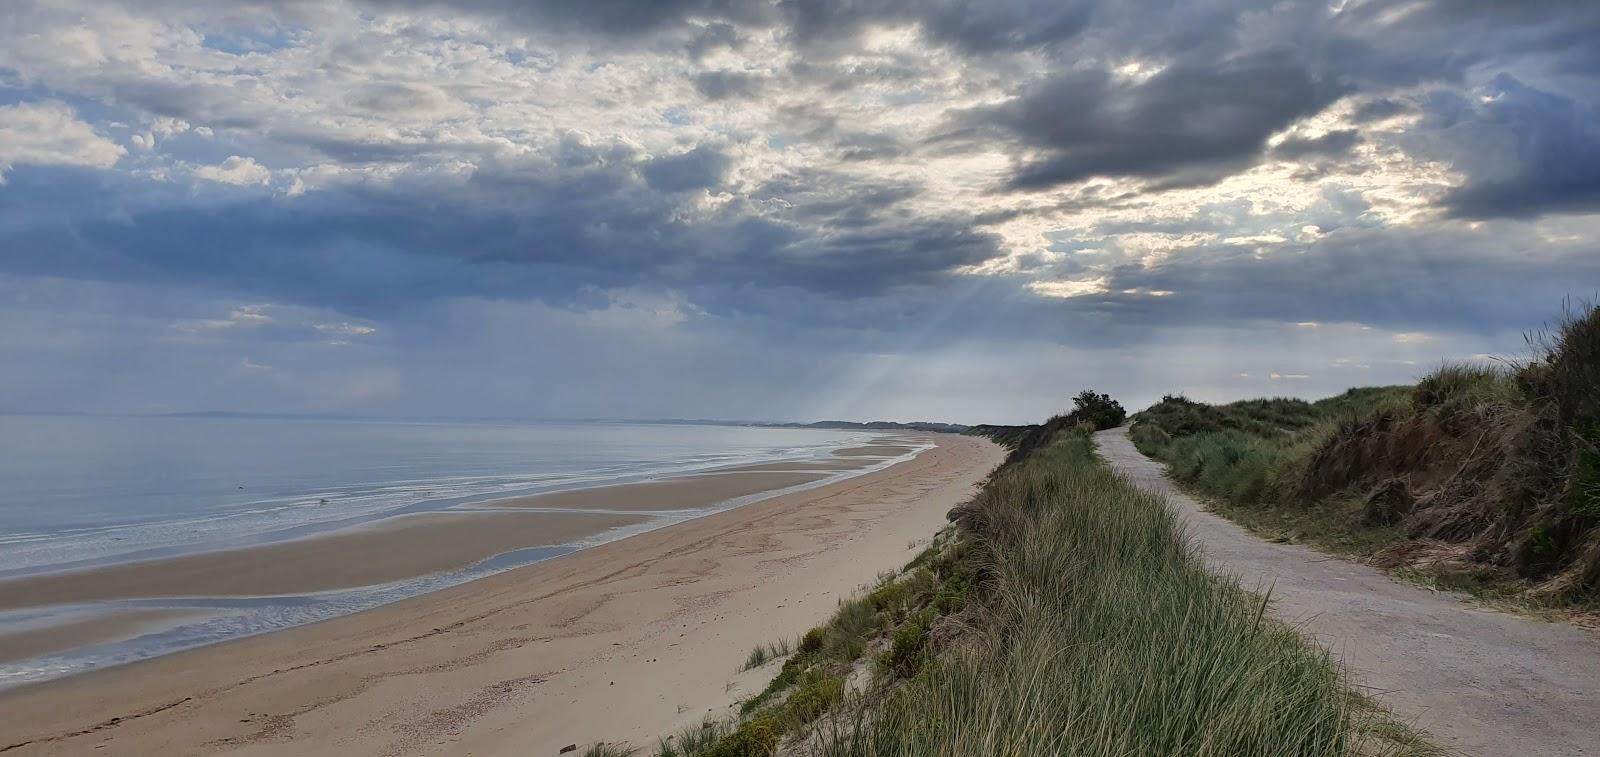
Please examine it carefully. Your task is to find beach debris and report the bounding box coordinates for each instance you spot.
[559,745,577,754]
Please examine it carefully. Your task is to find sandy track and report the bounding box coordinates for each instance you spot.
[1095,427,1600,757]
[0,434,1002,757]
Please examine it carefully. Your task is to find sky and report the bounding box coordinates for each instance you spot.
[1,0,1597,425]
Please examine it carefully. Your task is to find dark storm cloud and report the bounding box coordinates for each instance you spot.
[1351,98,1411,123]
[342,83,454,114]
[752,168,919,222]
[167,0,1600,213]
[358,0,1102,56]
[640,144,732,191]
[11,0,1600,347]
[93,76,268,131]
[1272,130,1360,161]
[686,21,743,59]
[1436,75,1600,219]
[835,132,908,162]
[691,70,767,101]
[780,0,1094,54]
[959,50,1343,190]
[1067,225,1600,335]
[363,0,770,38]
[0,148,1000,319]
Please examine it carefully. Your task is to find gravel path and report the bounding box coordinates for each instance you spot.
[1095,427,1600,757]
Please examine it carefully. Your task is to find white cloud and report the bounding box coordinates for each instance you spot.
[0,101,126,177]
[315,322,377,337]
[192,155,272,186]
[174,305,274,333]
[1027,277,1111,298]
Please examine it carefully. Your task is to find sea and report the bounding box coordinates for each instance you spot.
[0,414,909,686]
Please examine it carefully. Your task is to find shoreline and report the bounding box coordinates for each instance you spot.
[0,433,1002,756]
[0,436,931,687]
[0,424,912,583]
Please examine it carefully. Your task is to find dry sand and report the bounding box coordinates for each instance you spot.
[0,511,647,612]
[0,433,1003,756]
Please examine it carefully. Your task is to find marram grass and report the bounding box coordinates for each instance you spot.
[809,432,1397,757]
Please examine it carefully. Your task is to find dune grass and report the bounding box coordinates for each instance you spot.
[740,638,794,671]
[808,431,1422,757]
[581,742,640,757]
[1132,304,1600,611]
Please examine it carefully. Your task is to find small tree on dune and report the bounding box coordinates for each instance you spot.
[1072,390,1127,431]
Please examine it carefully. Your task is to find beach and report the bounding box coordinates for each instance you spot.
[0,432,1002,755]
[0,511,649,613]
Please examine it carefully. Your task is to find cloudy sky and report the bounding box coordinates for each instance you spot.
[1,0,1597,424]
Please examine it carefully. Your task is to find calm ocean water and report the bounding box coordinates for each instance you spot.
[0,415,910,686]
[0,415,884,576]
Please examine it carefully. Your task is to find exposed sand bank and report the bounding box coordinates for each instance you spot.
[711,458,879,473]
[831,445,913,457]
[0,433,1003,756]
[0,511,646,612]
[0,609,212,664]
[486,470,833,511]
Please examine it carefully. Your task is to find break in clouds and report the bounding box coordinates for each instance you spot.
[1,0,1598,422]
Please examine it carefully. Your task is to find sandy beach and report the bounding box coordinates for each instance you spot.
[0,433,1002,756]
[0,511,647,612]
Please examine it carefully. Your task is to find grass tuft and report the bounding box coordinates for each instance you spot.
[739,638,793,672]
[580,742,639,757]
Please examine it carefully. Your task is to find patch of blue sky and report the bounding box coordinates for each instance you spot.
[504,47,555,72]
[662,106,694,126]
[884,89,928,106]
[200,26,304,56]
[0,85,55,108]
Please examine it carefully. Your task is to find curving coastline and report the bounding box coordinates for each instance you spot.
[0,433,1002,756]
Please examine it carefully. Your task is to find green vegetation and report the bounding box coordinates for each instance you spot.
[969,388,1127,460]
[813,432,1422,756]
[581,742,640,757]
[740,638,793,671]
[1131,301,1600,612]
[656,720,733,757]
[1128,388,1409,511]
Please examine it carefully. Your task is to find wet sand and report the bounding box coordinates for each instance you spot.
[0,511,647,612]
[711,458,879,473]
[832,445,914,457]
[0,609,212,664]
[486,470,833,511]
[0,433,1003,756]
